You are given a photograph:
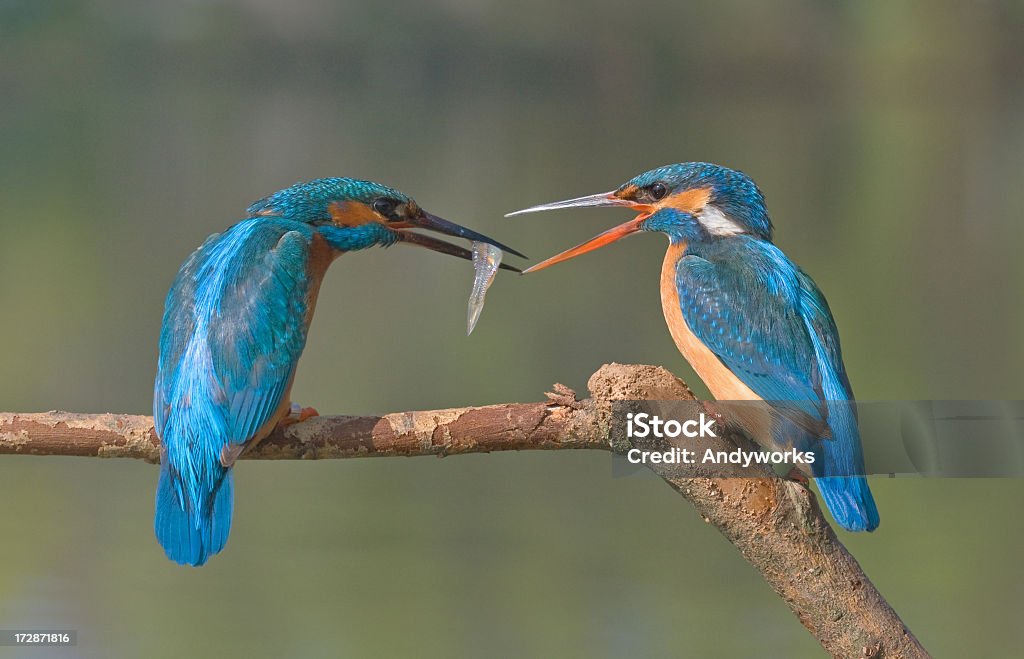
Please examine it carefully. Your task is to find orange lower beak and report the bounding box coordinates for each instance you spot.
[504,190,653,274]
[522,214,649,273]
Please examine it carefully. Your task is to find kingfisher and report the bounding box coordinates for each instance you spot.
[154,178,524,566]
[508,162,878,532]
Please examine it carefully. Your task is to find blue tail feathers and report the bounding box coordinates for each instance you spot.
[816,475,879,532]
[155,465,234,566]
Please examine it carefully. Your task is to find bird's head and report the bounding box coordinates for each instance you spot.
[249,178,524,269]
[506,163,771,273]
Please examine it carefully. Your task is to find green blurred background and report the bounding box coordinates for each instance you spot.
[2,1,1022,656]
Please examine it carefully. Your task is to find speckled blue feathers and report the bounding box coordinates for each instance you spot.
[154,217,318,565]
[675,228,878,531]
[626,163,773,241]
[154,179,418,565]
[247,177,408,223]
[643,163,878,532]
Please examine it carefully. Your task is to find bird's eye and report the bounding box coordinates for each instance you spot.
[373,198,399,216]
[648,183,668,201]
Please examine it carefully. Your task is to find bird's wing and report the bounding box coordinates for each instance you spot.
[792,266,863,472]
[155,220,315,469]
[793,267,855,403]
[675,250,832,437]
[213,227,313,452]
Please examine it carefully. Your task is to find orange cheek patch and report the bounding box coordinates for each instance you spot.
[661,186,712,214]
[328,200,381,227]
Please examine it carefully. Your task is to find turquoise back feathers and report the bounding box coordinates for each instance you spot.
[506,162,879,532]
[153,177,525,564]
[155,218,318,565]
[154,179,404,565]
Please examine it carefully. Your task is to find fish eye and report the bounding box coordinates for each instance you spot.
[648,183,668,201]
[372,198,399,216]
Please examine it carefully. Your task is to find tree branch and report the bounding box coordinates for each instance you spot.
[0,363,928,658]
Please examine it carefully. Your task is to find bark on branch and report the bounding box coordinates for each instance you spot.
[0,363,928,658]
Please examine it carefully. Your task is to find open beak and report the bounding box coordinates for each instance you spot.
[398,210,526,272]
[504,191,652,274]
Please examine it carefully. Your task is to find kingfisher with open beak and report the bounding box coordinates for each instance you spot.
[154,178,524,565]
[508,162,878,532]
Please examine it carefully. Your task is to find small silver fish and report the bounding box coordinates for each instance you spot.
[467,241,503,335]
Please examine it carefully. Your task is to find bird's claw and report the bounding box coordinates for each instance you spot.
[279,402,320,428]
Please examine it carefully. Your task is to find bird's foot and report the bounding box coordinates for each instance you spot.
[279,402,320,428]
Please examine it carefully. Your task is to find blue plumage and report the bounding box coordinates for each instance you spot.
[154,219,317,565]
[676,239,827,433]
[509,162,879,532]
[154,178,524,565]
[677,238,878,531]
[629,163,774,241]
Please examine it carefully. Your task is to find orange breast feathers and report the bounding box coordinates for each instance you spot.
[659,243,777,445]
[304,232,339,322]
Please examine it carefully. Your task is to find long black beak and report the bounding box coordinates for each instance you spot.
[398,210,527,270]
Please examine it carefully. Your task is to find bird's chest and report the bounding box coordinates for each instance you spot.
[659,244,779,447]
[659,243,761,403]
[304,232,340,326]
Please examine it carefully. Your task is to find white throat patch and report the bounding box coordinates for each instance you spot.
[698,205,745,236]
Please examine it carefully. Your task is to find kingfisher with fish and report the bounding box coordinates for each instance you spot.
[508,162,879,532]
[153,177,524,566]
